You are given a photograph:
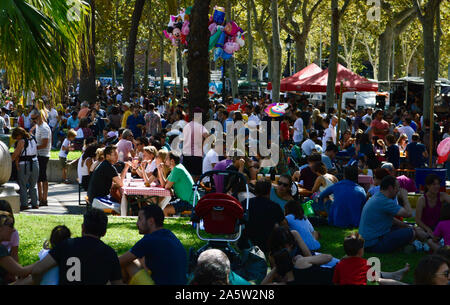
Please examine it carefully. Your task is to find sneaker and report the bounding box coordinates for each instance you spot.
[20,205,30,211]
[31,205,39,209]
[412,240,423,251]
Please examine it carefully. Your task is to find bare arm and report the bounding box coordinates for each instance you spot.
[11,140,25,162]
[291,230,311,257]
[311,176,323,194]
[31,254,57,285]
[298,254,333,266]
[0,256,35,278]
[396,189,413,218]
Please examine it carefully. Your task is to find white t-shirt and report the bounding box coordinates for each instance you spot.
[397,125,415,143]
[182,121,208,157]
[0,116,5,135]
[202,149,219,174]
[301,139,317,156]
[3,114,10,129]
[322,126,336,150]
[293,118,304,143]
[76,128,84,139]
[146,160,156,173]
[36,122,52,157]
[248,114,261,127]
[59,138,71,158]
[48,108,58,128]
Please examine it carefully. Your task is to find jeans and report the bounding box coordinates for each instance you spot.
[51,125,59,149]
[17,160,39,207]
[364,226,414,254]
[312,199,333,215]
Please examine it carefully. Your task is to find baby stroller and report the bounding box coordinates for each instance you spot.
[188,170,250,275]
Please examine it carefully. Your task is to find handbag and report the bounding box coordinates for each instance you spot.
[234,243,268,284]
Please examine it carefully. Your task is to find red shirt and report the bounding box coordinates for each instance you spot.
[370,119,389,140]
[280,121,289,141]
[333,257,369,285]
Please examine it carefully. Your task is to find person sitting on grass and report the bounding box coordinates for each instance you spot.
[0,211,35,285]
[32,209,123,285]
[119,205,187,285]
[159,151,196,217]
[270,174,294,211]
[262,226,335,285]
[333,232,409,285]
[284,200,321,252]
[427,203,450,252]
[190,249,230,285]
[316,165,366,228]
[415,174,450,238]
[414,255,449,285]
[0,200,19,283]
[359,175,428,253]
[59,129,77,184]
[37,225,71,285]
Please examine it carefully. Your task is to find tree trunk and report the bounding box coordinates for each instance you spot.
[187,0,211,119]
[434,3,441,80]
[160,34,165,94]
[177,48,184,98]
[326,0,340,111]
[377,28,394,86]
[271,0,281,102]
[79,0,96,104]
[246,0,253,82]
[122,0,146,103]
[295,37,307,71]
[143,48,149,91]
[226,0,238,98]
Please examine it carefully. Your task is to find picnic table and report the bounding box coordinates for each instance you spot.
[120,179,172,216]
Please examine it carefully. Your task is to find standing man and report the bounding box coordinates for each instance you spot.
[126,105,146,139]
[322,116,338,150]
[144,103,162,138]
[30,109,51,207]
[293,110,304,146]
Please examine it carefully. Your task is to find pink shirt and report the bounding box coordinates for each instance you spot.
[434,220,450,246]
[116,139,134,162]
[1,230,19,252]
[396,175,417,193]
[371,119,389,140]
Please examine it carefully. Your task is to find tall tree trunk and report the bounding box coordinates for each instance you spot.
[326,0,340,110]
[226,0,238,98]
[271,0,281,102]
[246,0,253,82]
[434,3,441,80]
[143,48,149,91]
[122,0,146,103]
[295,37,307,72]
[187,0,211,119]
[159,34,165,94]
[79,0,96,104]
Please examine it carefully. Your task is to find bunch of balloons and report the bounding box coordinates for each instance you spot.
[163,7,192,47]
[208,6,245,61]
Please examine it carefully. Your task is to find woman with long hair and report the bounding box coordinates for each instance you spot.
[415,174,450,236]
[77,144,100,191]
[414,255,449,285]
[11,127,39,210]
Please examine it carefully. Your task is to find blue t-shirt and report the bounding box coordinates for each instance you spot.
[286,214,321,251]
[67,117,79,129]
[405,142,426,168]
[321,154,334,170]
[358,192,401,247]
[130,229,187,285]
[270,187,288,211]
[318,180,366,228]
[127,114,146,138]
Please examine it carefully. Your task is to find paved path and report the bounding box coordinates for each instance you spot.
[21,183,86,216]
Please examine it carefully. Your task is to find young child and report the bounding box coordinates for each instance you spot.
[333,233,410,285]
[427,203,450,252]
[0,200,19,283]
[38,225,71,285]
[59,129,77,183]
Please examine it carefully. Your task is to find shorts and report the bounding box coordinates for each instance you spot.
[38,156,49,182]
[364,226,414,254]
[170,199,192,214]
[59,157,68,169]
[182,155,203,176]
[129,269,154,285]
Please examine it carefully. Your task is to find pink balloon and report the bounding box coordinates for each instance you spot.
[181,21,190,36]
[208,23,217,35]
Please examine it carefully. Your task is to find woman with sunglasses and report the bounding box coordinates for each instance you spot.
[0,211,35,285]
[269,174,294,211]
[414,255,449,285]
[11,127,39,210]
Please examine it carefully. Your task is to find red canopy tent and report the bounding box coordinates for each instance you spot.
[295,64,378,92]
[267,63,322,91]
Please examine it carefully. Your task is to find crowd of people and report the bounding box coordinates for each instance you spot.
[0,83,450,285]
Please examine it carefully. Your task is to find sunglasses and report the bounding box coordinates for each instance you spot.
[278,182,290,187]
[436,270,450,277]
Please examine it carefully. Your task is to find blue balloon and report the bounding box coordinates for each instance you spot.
[215,31,226,48]
[213,48,223,61]
[221,51,232,60]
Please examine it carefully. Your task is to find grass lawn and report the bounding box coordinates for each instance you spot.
[9,147,82,160]
[14,214,426,284]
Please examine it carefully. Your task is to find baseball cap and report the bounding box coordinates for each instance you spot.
[123,102,131,108]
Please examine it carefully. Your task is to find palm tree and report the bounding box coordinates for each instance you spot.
[0,0,89,98]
